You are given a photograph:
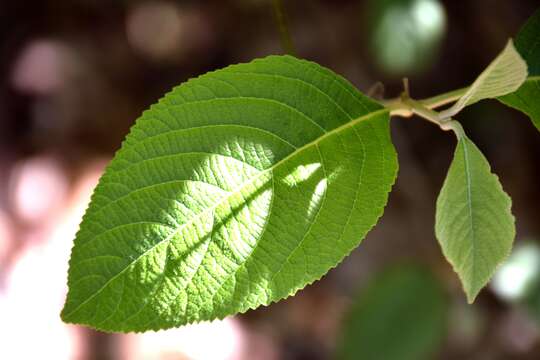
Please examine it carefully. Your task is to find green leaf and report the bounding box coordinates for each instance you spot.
[514,8,540,75]
[61,55,398,332]
[497,10,540,131]
[435,125,515,303]
[498,77,540,131]
[439,40,527,119]
[337,265,448,360]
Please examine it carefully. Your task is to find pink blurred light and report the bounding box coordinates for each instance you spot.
[0,159,106,359]
[498,309,540,354]
[122,318,247,360]
[11,40,70,95]
[0,211,13,268]
[9,156,68,226]
[126,1,185,62]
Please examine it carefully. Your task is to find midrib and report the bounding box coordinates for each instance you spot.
[63,108,388,320]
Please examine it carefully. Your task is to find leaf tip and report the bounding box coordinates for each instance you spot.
[465,289,479,304]
[59,302,74,324]
[506,38,529,87]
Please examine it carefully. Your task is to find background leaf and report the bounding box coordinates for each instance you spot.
[336,265,448,360]
[435,128,515,302]
[498,77,540,131]
[61,55,398,332]
[439,40,527,119]
[498,9,540,131]
[513,8,540,74]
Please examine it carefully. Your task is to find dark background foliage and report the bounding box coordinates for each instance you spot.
[0,1,539,359]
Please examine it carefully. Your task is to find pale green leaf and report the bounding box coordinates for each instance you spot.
[439,40,527,119]
[497,9,540,131]
[337,265,447,360]
[435,126,515,302]
[61,55,398,332]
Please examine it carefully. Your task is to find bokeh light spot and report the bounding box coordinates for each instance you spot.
[492,242,540,302]
[126,1,184,62]
[368,0,447,75]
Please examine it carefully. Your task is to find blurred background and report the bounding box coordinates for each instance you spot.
[1,0,539,359]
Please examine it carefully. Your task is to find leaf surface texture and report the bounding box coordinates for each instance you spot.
[440,40,527,119]
[435,132,515,302]
[498,10,540,131]
[61,55,398,332]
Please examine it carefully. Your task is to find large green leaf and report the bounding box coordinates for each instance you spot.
[337,265,447,360]
[498,9,540,131]
[439,40,527,119]
[61,55,398,332]
[435,124,515,302]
